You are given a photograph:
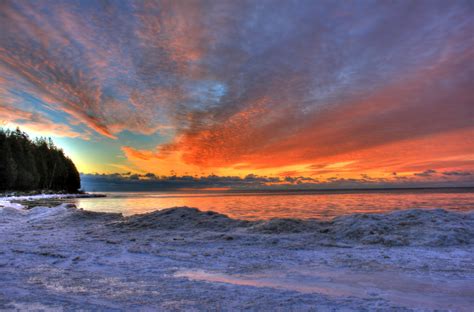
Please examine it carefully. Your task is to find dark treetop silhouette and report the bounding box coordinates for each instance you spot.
[0,128,80,192]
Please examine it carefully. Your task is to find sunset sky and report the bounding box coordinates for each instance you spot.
[1,0,473,189]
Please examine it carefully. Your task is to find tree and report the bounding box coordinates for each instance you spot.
[0,130,17,190]
[65,157,81,192]
[34,137,49,189]
[7,128,39,190]
[0,128,81,192]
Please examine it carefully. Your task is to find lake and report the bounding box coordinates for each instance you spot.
[71,188,474,220]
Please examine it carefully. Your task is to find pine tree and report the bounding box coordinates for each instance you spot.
[34,138,49,189]
[65,157,81,192]
[0,130,17,190]
[0,128,81,192]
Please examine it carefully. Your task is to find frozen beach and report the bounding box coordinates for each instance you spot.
[1,196,473,311]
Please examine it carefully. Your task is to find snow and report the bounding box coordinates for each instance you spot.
[1,202,473,311]
[0,193,102,202]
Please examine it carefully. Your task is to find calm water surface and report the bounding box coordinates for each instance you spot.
[72,189,474,220]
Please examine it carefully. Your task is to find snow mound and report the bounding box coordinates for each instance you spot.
[64,208,122,222]
[246,209,474,246]
[331,208,474,247]
[112,207,249,231]
[25,204,71,222]
[249,218,320,234]
[0,203,120,226]
[111,207,474,246]
[0,206,27,224]
[0,200,25,210]
[2,204,473,247]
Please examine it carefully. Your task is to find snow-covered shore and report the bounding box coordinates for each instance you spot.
[0,193,105,210]
[0,193,105,201]
[1,203,473,311]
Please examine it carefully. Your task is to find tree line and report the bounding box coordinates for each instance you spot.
[0,128,81,192]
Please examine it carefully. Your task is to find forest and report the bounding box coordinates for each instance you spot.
[0,128,81,192]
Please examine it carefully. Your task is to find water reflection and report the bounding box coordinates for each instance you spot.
[175,268,474,311]
[72,189,474,220]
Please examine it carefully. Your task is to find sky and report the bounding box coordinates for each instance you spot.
[1,0,473,190]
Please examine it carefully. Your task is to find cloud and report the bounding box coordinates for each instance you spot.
[414,169,437,177]
[81,172,281,191]
[1,0,473,178]
[121,146,159,161]
[0,104,85,138]
[150,1,474,169]
[144,172,157,179]
[81,170,474,192]
[442,171,472,176]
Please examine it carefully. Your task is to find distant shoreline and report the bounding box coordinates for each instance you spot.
[0,191,106,199]
[222,186,474,194]
[82,186,474,194]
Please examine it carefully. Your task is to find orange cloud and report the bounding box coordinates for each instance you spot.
[121,146,160,161]
[1,0,473,183]
[152,38,473,174]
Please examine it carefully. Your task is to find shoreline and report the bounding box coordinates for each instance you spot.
[0,193,106,210]
[0,192,106,199]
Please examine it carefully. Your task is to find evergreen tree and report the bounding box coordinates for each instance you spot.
[34,138,49,189]
[0,130,17,189]
[0,128,81,192]
[65,157,81,192]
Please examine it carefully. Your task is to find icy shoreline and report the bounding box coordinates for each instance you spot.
[0,193,105,210]
[1,204,473,311]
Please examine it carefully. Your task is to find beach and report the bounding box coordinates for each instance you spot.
[1,196,473,311]
[2,0,473,310]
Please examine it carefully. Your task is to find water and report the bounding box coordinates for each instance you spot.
[175,267,474,311]
[71,188,474,220]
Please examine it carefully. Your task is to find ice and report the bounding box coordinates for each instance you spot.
[0,200,25,210]
[113,206,474,247]
[176,267,474,311]
[330,208,474,246]
[1,203,473,310]
[113,207,248,231]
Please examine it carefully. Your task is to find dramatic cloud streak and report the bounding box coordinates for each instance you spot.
[1,0,473,185]
[0,104,83,138]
